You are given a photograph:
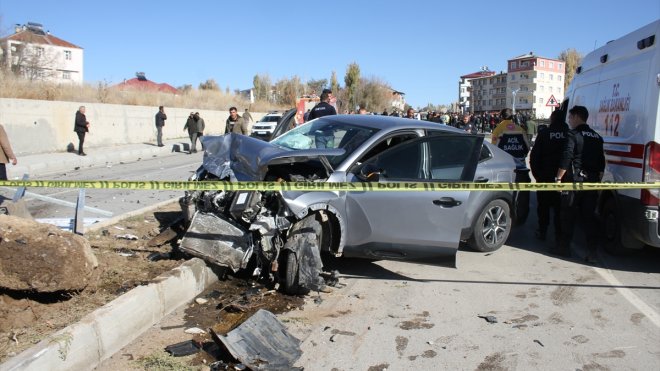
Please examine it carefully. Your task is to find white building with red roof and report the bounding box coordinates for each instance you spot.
[0,22,83,84]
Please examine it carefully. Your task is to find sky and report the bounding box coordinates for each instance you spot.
[0,0,658,108]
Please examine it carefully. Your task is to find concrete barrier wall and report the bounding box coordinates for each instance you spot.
[0,98,266,155]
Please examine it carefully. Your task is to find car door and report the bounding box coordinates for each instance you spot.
[342,134,484,267]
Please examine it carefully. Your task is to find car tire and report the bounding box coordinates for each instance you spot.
[468,199,511,252]
[603,198,642,255]
[281,214,323,295]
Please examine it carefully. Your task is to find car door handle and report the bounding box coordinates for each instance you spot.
[433,197,462,207]
[475,177,489,183]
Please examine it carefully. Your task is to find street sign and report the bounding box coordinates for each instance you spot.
[546,94,560,107]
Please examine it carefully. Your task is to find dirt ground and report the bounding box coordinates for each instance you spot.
[0,202,185,363]
[1,202,310,369]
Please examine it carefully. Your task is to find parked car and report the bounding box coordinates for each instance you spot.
[250,112,284,140]
[180,115,516,294]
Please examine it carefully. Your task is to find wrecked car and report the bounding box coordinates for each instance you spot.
[179,115,516,294]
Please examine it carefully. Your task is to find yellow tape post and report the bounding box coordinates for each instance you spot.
[1,180,659,192]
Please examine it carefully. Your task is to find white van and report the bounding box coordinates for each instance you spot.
[561,19,659,254]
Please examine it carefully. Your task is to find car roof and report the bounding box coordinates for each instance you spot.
[318,114,466,134]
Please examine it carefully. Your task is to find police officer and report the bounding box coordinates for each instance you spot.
[530,110,568,242]
[308,90,337,148]
[308,89,337,120]
[554,105,606,262]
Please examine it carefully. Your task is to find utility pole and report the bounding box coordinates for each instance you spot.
[511,88,521,114]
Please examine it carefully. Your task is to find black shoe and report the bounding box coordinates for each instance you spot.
[79,152,87,156]
[158,144,164,147]
[192,149,197,153]
[535,230,547,241]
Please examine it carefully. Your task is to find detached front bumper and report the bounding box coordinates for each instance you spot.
[179,212,253,272]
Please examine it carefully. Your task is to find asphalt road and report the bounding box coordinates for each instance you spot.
[0,151,201,223]
[6,152,658,370]
[281,222,660,370]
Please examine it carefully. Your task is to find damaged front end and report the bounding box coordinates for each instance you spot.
[179,134,343,294]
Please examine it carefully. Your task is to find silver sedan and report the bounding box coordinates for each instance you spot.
[180,115,517,294]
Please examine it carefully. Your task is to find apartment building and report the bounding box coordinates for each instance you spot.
[469,72,508,114]
[506,52,565,118]
[0,22,83,84]
[458,69,495,113]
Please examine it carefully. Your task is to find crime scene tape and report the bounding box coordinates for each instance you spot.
[1,180,659,192]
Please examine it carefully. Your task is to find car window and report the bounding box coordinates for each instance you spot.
[357,133,420,164]
[270,109,297,140]
[271,118,380,167]
[364,140,426,180]
[360,134,483,181]
[428,135,482,180]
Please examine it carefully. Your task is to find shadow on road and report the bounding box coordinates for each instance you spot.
[502,193,660,274]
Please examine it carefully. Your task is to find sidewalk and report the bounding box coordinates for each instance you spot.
[7,138,195,179]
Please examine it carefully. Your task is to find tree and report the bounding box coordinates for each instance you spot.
[199,79,219,91]
[306,78,327,96]
[330,71,339,94]
[274,75,303,106]
[558,48,583,91]
[253,73,272,101]
[344,62,361,110]
[355,76,392,112]
[178,84,193,93]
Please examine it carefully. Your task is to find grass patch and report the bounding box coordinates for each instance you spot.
[137,351,199,371]
[0,72,284,112]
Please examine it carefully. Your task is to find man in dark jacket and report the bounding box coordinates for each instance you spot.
[308,91,337,148]
[183,112,204,153]
[74,106,90,156]
[530,110,568,242]
[155,106,167,147]
[554,106,606,262]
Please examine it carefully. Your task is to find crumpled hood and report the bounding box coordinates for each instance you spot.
[199,134,344,181]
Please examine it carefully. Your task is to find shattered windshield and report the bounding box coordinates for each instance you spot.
[271,118,380,166]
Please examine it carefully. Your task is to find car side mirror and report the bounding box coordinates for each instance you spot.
[358,163,381,182]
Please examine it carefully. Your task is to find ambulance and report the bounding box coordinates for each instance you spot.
[561,19,659,254]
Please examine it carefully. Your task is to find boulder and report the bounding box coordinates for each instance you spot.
[0,215,98,292]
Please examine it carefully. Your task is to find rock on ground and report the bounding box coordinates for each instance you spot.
[0,215,98,292]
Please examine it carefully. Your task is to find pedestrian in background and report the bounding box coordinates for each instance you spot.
[155,106,167,147]
[243,108,253,133]
[555,106,606,262]
[0,124,17,180]
[225,107,248,135]
[405,108,415,119]
[184,112,204,153]
[526,117,538,144]
[462,114,478,134]
[74,105,90,156]
[530,110,567,242]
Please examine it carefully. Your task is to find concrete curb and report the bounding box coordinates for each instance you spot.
[1,258,220,371]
